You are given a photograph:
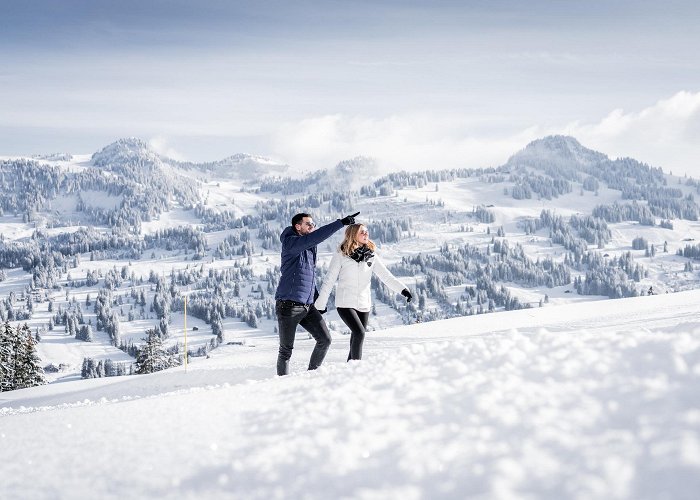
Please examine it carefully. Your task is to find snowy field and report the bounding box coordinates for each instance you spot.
[2,290,699,500]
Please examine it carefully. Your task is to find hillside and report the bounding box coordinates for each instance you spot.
[2,290,699,499]
[1,135,700,381]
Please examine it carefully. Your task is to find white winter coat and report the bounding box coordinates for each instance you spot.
[315,250,407,312]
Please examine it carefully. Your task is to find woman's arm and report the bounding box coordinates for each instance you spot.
[371,254,407,294]
[314,252,343,311]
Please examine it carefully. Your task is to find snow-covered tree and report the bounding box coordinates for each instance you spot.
[76,324,94,342]
[1,322,45,391]
[15,324,46,388]
[135,329,175,374]
[0,322,14,391]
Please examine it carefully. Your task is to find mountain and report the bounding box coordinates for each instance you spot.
[91,138,289,183]
[506,135,667,186]
[92,137,159,164]
[506,135,608,170]
[91,137,163,179]
[1,134,700,390]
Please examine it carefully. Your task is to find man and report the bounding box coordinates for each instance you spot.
[275,211,360,375]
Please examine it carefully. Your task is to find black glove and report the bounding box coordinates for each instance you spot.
[318,308,327,315]
[340,211,360,226]
[401,289,413,303]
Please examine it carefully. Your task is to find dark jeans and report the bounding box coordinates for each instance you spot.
[276,300,332,376]
[337,307,370,361]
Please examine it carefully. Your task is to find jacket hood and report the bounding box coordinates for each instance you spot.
[279,226,296,242]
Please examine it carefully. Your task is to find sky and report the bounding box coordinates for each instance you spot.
[1,0,699,175]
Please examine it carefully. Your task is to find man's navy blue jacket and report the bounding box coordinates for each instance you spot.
[275,219,344,304]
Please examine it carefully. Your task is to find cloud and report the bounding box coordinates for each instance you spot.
[148,135,187,161]
[270,91,700,178]
[271,113,541,173]
[561,90,700,176]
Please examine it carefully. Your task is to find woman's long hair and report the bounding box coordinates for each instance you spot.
[339,224,376,256]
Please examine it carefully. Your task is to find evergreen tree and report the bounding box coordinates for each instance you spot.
[77,324,94,342]
[8,323,27,389]
[211,313,224,343]
[1,323,45,390]
[0,322,13,391]
[158,317,169,338]
[22,324,45,388]
[135,329,174,374]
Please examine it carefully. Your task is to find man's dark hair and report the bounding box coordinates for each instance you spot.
[291,213,311,227]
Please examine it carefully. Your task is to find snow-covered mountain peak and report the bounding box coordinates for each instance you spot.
[91,137,161,169]
[508,135,608,170]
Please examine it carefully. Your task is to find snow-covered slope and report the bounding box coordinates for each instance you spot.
[2,290,699,499]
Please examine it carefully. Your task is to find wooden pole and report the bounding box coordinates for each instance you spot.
[184,295,188,372]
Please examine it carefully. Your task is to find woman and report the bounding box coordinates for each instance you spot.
[315,223,413,361]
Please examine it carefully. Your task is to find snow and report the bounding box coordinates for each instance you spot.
[202,181,268,213]
[79,189,123,210]
[2,290,699,499]
[139,207,202,234]
[0,214,35,240]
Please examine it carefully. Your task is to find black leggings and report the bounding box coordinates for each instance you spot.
[336,308,370,361]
